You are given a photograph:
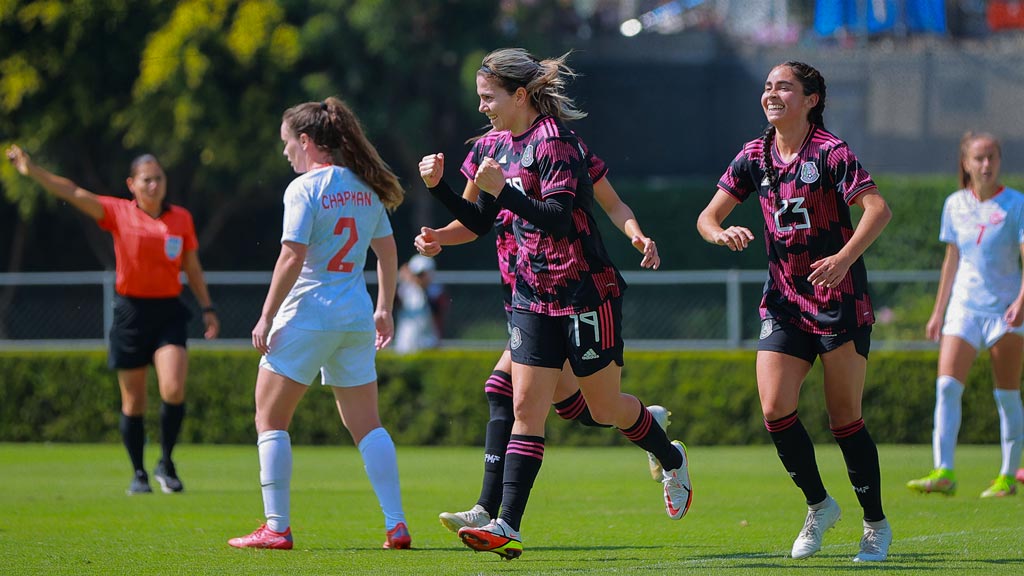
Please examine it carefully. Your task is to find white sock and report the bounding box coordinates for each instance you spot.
[994,388,1024,477]
[258,430,292,533]
[358,427,405,529]
[933,375,963,471]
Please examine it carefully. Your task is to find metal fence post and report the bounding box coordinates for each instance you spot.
[727,269,741,348]
[103,271,114,343]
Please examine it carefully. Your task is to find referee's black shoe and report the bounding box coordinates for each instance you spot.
[127,470,152,495]
[154,459,184,493]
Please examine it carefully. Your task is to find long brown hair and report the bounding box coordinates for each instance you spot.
[469,48,586,143]
[282,97,404,210]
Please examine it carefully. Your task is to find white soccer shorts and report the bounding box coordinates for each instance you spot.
[260,322,377,387]
[942,305,1024,350]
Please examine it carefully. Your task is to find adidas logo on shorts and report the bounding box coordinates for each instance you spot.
[581,348,600,360]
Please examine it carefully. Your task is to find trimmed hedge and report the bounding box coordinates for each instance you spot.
[0,349,1011,446]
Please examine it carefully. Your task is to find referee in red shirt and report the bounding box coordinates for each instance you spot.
[7,145,219,495]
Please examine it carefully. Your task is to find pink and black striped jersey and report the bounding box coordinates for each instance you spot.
[717,125,878,335]
[461,124,611,313]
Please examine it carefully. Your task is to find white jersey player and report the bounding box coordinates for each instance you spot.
[230,97,411,551]
[908,132,1024,499]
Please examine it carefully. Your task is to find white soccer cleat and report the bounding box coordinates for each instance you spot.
[662,441,692,519]
[791,495,841,559]
[439,504,491,534]
[853,518,892,562]
[647,405,672,481]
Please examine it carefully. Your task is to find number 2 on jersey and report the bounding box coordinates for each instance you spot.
[327,217,359,272]
[773,196,811,233]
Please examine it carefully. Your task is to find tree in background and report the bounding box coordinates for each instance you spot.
[0,0,531,275]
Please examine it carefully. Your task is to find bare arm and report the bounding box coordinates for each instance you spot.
[6,145,105,220]
[593,177,660,269]
[696,189,754,251]
[251,241,307,354]
[1005,242,1024,328]
[371,234,398,350]
[926,243,959,341]
[808,189,892,287]
[181,250,220,339]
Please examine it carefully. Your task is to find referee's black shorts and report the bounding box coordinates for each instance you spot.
[108,295,191,370]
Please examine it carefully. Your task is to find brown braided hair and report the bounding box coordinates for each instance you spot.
[760,61,827,202]
[282,97,404,211]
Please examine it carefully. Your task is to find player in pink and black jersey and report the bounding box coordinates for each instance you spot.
[698,61,893,562]
[417,126,666,537]
[420,48,690,560]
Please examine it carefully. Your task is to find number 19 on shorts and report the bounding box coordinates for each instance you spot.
[570,311,600,348]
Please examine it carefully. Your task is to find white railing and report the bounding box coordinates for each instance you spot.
[0,269,940,350]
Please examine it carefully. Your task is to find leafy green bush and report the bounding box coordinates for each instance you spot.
[2,349,1011,446]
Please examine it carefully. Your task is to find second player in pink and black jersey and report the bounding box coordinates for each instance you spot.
[717,125,878,334]
[460,127,611,312]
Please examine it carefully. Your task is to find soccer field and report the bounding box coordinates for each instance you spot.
[3,443,1021,575]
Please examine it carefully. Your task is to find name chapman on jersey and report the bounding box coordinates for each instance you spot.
[322,190,374,209]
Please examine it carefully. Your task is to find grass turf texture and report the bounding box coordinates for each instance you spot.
[3,443,1022,575]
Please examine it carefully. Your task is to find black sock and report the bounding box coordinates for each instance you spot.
[833,419,885,522]
[620,403,682,471]
[160,401,186,464]
[119,413,146,474]
[766,411,827,505]
[553,389,612,428]
[499,435,545,532]
[478,385,513,517]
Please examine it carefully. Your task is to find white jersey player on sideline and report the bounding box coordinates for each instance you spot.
[908,131,1024,499]
[229,97,411,551]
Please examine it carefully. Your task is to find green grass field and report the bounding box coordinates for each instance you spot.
[3,442,1022,575]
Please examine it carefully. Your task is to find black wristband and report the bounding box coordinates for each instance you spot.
[202,305,217,314]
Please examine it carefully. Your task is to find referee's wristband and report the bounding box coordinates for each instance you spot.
[202,305,217,314]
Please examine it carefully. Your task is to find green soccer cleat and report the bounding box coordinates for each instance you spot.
[980,475,1017,498]
[906,469,956,496]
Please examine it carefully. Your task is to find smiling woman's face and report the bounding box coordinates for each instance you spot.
[761,65,817,129]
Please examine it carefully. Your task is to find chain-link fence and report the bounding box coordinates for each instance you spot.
[0,269,940,350]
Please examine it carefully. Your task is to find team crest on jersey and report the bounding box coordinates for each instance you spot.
[799,162,820,184]
[521,145,534,168]
[990,210,1006,226]
[509,326,522,350]
[759,320,773,340]
[164,236,183,260]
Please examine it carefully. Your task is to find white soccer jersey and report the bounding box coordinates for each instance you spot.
[275,166,393,331]
[941,187,1024,315]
